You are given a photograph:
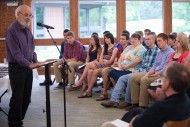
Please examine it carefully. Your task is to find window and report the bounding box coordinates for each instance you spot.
[126,0,163,36]
[35,46,60,61]
[32,0,70,39]
[79,0,116,38]
[172,1,190,35]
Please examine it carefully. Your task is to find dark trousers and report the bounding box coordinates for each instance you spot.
[8,64,33,127]
[109,69,132,81]
[121,107,144,122]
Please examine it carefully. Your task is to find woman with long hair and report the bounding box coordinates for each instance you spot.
[73,35,102,91]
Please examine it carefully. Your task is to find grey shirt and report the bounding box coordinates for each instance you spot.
[6,21,37,68]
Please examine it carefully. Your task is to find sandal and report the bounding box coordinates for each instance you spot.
[78,91,92,98]
[96,93,108,101]
[67,84,82,91]
[81,84,88,92]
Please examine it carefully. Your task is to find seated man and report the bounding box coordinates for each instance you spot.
[128,62,190,127]
[129,33,174,110]
[40,29,70,86]
[101,62,190,127]
[53,31,85,87]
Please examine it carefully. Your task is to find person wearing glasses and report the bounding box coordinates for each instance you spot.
[6,5,44,127]
[101,62,190,127]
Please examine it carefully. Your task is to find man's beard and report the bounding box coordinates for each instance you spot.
[20,20,30,28]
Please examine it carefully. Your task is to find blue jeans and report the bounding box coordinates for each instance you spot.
[110,73,133,103]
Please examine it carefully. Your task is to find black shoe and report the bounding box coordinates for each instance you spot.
[125,104,139,111]
[101,101,118,108]
[39,80,53,86]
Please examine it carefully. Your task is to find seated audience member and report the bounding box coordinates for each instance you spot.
[96,33,130,101]
[168,34,176,50]
[108,33,146,86]
[103,30,110,37]
[122,30,131,45]
[91,32,99,37]
[136,30,148,49]
[101,62,190,127]
[128,62,190,127]
[40,29,70,87]
[128,33,174,110]
[47,29,70,88]
[53,31,85,87]
[101,32,160,108]
[68,34,102,91]
[170,31,177,38]
[148,32,189,98]
[168,32,189,63]
[144,29,151,37]
[70,32,118,98]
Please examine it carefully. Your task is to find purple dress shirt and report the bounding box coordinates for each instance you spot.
[6,21,37,68]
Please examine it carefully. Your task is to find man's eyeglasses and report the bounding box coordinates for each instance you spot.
[19,12,33,18]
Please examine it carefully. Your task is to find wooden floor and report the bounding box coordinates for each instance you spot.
[0,76,126,127]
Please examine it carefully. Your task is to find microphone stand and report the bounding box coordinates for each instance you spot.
[46,28,70,127]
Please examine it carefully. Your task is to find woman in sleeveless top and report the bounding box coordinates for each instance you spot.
[69,33,118,97]
[75,35,102,90]
[148,32,189,100]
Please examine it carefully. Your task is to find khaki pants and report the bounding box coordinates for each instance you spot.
[53,61,83,84]
[130,72,159,107]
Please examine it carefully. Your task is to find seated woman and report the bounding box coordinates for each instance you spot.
[70,32,118,97]
[148,32,189,100]
[73,34,102,91]
[96,33,130,101]
[108,33,146,86]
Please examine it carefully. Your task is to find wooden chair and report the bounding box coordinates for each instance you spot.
[165,118,190,127]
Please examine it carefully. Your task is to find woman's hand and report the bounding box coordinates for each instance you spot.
[119,64,126,71]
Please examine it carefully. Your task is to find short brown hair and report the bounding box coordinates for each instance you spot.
[157,33,168,43]
[121,33,129,40]
[135,31,143,38]
[166,62,190,93]
[66,31,75,37]
[131,33,141,40]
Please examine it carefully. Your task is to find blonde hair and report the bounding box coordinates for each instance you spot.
[177,32,189,52]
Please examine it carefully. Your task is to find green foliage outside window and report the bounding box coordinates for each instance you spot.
[126,1,162,21]
[172,2,190,34]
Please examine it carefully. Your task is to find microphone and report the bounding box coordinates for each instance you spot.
[37,22,54,29]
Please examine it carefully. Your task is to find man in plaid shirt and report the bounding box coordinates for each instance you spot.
[53,31,85,87]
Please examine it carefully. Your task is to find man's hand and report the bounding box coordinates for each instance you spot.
[29,62,45,69]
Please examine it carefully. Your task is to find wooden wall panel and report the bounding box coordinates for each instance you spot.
[163,0,172,34]
[70,0,79,38]
[116,0,126,42]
